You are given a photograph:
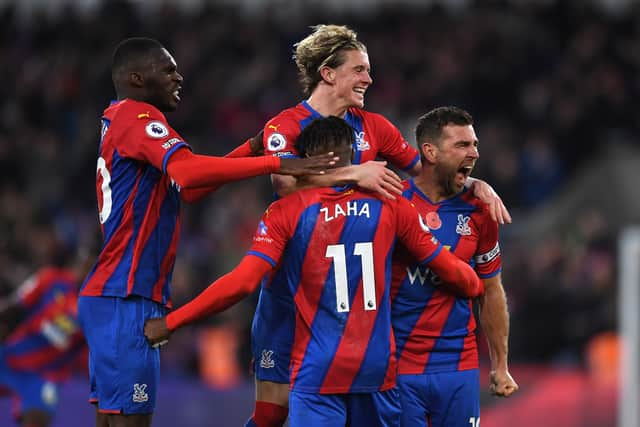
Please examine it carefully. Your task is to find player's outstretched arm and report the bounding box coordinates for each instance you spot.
[143,255,273,346]
[478,274,519,397]
[466,177,511,225]
[179,133,269,203]
[167,149,337,190]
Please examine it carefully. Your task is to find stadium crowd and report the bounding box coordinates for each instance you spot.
[0,0,632,384]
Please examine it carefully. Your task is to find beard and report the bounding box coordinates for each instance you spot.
[434,162,464,197]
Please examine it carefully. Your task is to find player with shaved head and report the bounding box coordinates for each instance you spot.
[78,37,337,427]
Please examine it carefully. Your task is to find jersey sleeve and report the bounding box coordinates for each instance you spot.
[394,198,443,264]
[370,113,420,171]
[263,115,302,159]
[112,103,191,174]
[474,207,502,278]
[246,200,293,267]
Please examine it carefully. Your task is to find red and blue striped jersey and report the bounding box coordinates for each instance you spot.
[258,101,420,308]
[263,101,419,170]
[80,99,190,307]
[391,179,501,374]
[3,267,85,382]
[247,185,443,393]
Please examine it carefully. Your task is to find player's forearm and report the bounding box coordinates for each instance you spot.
[479,278,510,370]
[166,256,269,331]
[168,152,279,189]
[426,250,484,297]
[179,143,251,201]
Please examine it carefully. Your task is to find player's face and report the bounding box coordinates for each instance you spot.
[331,49,372,109]
[143,48,183,112]
[434,124,479,195]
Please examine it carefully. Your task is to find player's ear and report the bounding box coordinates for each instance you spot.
[129,71,144,88]
[319,66,336,85]
[421,142,438,164]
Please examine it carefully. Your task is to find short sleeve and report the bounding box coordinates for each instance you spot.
[394,197,443,264]
[246,200,292,266]
[370,113,420,171]
[263,116,302,159]
[111,102,190,173]
[474,211,502,278]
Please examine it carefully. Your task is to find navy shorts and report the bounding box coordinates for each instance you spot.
[78,295,166,414]
[251,286,296,384]
[289,388,401,427]
[396,369,480,427]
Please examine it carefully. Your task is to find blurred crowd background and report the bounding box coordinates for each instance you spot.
[1,0,639,425]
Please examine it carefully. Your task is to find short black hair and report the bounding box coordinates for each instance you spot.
[295,116,355,157]
[415,106,474,145]
[112,37,165,74]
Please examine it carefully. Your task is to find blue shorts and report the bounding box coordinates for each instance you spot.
[396,369,480,427]
[251,285,296,384]
[0,355,58,419]
[289,388,400,427]
[78,295,166,415]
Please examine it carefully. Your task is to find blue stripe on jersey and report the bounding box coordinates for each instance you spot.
[424,300,472,371]
[131,174,181,302]
[280,203,322,299]
[350,207,394,391]
[299,102,367,167]
[247,251,277,267]
[6,335,49,356]
[300,101,323,136]
[299,199,385,390]
[26,284,67,315]
[100,155,156,295]
[101,150,137,247]
[344,111,364,165]
[391,276,438,360]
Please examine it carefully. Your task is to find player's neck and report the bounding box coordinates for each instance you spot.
[306,92,348,118]
[413,172,452,203]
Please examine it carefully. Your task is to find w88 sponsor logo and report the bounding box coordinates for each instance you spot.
[406,265,442,287]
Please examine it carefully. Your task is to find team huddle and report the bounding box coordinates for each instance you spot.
[1,24,518,427]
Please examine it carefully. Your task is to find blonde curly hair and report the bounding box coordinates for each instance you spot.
[293,24,367,95]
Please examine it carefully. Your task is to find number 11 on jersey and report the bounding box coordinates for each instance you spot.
[325,242,377,313]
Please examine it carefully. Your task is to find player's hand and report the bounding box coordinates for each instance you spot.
[144,317,171,348]
[467,178,511,225]
[249,130,264,156]
[353,161,403,200]
[489,369,519,397]
[278,153,339,176]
